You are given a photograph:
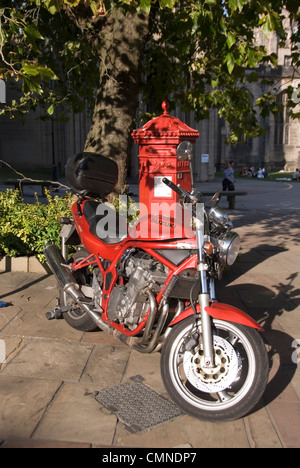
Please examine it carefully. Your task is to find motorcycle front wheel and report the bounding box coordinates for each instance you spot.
[161,317,269,422]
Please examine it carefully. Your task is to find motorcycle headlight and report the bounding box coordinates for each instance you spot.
[218,232,240,266]
[208,206,233,230]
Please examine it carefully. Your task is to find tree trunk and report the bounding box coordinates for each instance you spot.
[84,8,150,195]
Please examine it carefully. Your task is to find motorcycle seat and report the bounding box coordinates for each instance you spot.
[83,201,128,244]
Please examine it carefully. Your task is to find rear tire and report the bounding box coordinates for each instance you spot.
[161,317,269,421]
[60,249,98,332]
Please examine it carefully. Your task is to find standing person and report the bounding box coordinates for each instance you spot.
[222,160,235,191]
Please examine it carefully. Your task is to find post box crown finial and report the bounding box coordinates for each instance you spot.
[162,100,169,115]
[131,99,199,142]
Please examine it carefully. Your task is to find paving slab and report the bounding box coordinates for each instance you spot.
[0,438,91,448]
[80,344,131,388]
[1,304,84,341]
[32,382,117,446]
[0,306,22,330]
[1,340,93,381]
[0,375,61,439]
[245,407,282,448]
[113,414,250,449]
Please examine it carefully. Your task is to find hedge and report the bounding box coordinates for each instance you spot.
[0,189,73,262]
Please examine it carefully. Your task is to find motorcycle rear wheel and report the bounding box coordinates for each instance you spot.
[60,249,98,332]
[161,317,269,422]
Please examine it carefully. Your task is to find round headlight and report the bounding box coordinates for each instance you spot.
[208,206,233,229]
[218,232,240,266]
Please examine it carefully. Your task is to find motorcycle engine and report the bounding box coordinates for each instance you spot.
[107,252,167,329]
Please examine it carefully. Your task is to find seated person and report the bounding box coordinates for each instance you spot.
[293,169,300,180]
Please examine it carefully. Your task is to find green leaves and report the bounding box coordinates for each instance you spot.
[24,24,44,42]
[226,32,236,49]
[21,61,58,94]
[22,62,57,80]
[225,52,235,74]
[260,11,282,37]
[38,0,63,15]
[0,6,58,100]
[47,103,55,115]
[228,0,248,12]
[34,0,178,15]
[0,2,99,118]
[0,189,72,262]
[158,0,177,8]
[1,0,299,145]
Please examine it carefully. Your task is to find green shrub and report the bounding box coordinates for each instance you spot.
[0,189,72,262]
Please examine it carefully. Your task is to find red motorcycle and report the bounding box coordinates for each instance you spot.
[45,142,269,422]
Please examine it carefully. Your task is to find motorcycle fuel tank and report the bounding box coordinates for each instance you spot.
[128,213,195,241]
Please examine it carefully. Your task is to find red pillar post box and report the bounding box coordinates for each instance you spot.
[132,101,199,212]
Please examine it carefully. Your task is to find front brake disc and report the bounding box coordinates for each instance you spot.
[183,335,239,393]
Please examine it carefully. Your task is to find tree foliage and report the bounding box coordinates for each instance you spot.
[0,0,299,143]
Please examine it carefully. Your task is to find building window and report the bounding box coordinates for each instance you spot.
[284,55,292,66]
[274,92,289,145]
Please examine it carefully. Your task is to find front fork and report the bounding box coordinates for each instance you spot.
[195,218,215,368]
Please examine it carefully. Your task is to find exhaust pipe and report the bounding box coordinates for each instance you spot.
[44,244,162,352]
[44,244,112,334]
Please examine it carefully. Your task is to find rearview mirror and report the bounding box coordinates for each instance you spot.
[209,192,220,205]
[176,141,193,161]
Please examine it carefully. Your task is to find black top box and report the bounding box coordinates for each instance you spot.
[65,152,118,198]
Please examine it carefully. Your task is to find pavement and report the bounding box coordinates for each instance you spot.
[0,177,300,449]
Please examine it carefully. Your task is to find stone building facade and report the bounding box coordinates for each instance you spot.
[221,15,300,175]
[0,16,299,183]
[0,84,90,178]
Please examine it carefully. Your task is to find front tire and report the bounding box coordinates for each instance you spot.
[161,317,269,421]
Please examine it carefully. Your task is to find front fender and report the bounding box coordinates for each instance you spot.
[169,302,263,331]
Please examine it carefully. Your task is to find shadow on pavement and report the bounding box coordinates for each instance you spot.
[0,273,50,301]
[216,244,299,408]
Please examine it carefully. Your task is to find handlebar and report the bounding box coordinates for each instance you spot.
[162,177,185,196]
[162,177,198,203]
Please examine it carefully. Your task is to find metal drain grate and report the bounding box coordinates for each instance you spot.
[95,377,182,433]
